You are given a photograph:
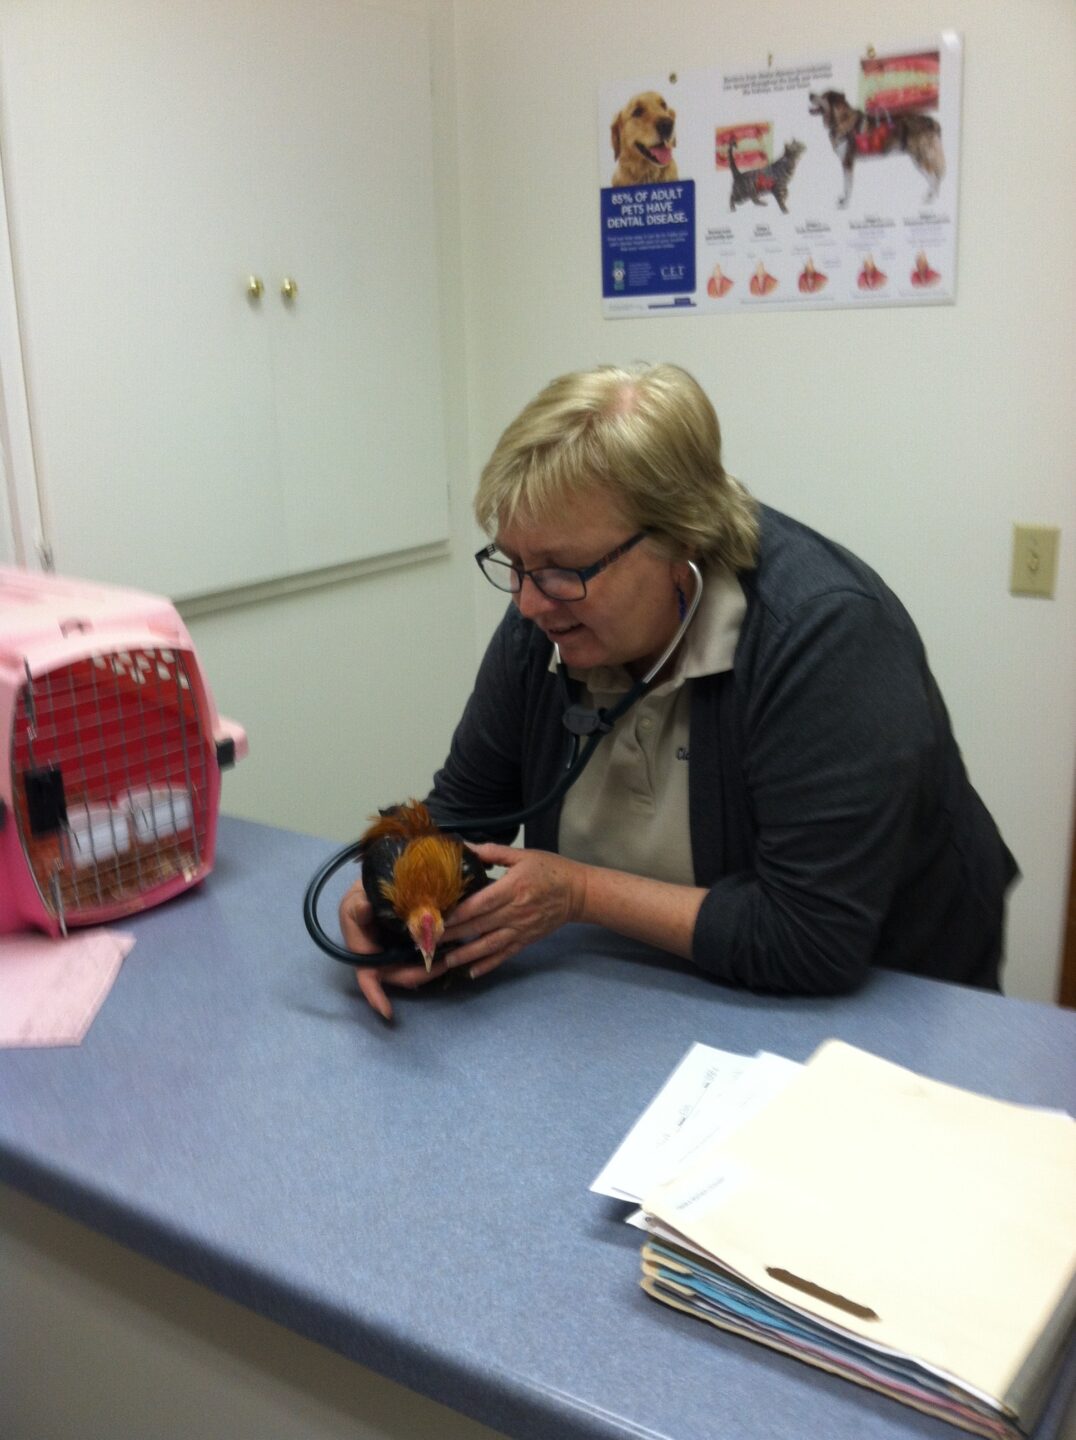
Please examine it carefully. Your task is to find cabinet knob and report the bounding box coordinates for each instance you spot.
[247,275,264,299]
[281,277,298,301]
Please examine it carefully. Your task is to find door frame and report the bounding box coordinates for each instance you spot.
[1060,796,1076,1009]
[0,124,45,569]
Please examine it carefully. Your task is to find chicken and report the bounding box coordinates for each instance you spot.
[357,800,488,970]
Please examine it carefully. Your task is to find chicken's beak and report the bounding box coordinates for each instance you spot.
[410,909,443,973]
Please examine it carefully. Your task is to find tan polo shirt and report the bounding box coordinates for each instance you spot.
[555,563,746,884]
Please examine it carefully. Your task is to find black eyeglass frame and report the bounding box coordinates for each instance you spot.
[474,531,647,601]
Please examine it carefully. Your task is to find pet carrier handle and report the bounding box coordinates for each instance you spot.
[214,716,249,768]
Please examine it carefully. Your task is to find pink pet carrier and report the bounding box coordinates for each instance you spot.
[0,566,247,935]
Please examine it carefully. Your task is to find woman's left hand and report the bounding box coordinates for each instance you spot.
[440,843,586,980]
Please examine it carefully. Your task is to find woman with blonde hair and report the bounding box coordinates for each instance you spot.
[342,364,1016,1020]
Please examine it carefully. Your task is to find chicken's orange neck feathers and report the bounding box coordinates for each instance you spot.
[378,833,466,919]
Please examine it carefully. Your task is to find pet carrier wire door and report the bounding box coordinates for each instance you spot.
[0,566,247,935]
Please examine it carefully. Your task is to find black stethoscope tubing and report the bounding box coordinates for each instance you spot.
[303,564,703,966]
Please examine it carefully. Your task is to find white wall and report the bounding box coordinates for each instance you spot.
[451,0,1076,1002]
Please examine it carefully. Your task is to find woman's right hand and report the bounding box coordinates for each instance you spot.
[338,876,449,1021]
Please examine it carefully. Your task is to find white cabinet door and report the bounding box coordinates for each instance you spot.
[258,1,449,577]
[0,0,447,599]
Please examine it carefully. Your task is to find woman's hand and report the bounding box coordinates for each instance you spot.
[338,876,449,1021]
[440,844,587,980]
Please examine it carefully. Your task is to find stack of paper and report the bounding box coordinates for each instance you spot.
[594,1040,1076,1439]
[591,1043,802,1223]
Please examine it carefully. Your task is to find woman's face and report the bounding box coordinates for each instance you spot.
[495,489,684,677]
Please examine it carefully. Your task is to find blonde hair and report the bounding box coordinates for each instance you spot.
[474,363,759,570]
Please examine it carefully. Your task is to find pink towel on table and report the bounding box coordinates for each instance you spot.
[0,930,135,1047]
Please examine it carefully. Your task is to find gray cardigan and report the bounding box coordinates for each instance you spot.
[429,506,1017,993]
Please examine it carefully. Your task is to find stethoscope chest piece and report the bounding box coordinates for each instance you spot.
[562,704,613,737]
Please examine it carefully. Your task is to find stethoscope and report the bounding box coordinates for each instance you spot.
[302,562,704,965]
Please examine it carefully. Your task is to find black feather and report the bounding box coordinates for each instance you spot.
[357,831,412,949]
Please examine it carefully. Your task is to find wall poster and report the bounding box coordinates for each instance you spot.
[599,33,961,316]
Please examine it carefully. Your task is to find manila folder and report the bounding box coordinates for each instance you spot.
[644,1039,1076,1421]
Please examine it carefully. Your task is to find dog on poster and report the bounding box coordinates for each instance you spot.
[610,91,678,186]
[807,89,945,206]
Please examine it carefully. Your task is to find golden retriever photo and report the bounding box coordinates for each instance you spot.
[611,91,678,186]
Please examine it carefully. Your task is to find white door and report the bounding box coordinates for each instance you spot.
[0,136,41,569]
[0,0,448,599]
[256,1,449,577]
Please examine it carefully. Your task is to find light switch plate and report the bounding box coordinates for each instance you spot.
[1010,525,1059,598]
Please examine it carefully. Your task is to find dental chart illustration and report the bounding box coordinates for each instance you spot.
[599,33,961,316]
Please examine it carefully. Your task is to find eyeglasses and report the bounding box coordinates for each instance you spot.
[474,531,646,602]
